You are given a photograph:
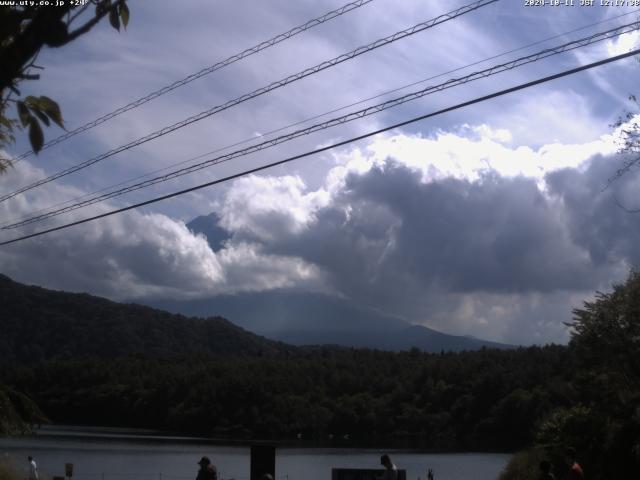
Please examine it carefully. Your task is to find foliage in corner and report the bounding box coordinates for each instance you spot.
[497,449,545,480]
[610,94,640,184]
[500,270,640,479]
[0,459,20,480]
[0,384,47,436]
[562,270,640,477]
[0,0,130,171]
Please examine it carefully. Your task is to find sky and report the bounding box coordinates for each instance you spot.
[2,0,640,345]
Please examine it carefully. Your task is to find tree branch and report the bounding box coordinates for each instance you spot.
[0,6,72,92]
[68,3,93,25]
[65,1,122,43]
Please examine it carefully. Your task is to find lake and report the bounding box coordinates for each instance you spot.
[0,428,510,480]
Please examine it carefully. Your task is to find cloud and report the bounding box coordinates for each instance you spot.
[3,115,638,345]
[398,289,585,346]
[361,126,615,184]
[0,161,325,300]
[342,163,595,293]
[607,30,640,56]
[546,153,640,268]
[489,90,607,147]
[0,208,223,300]
[243,159,601,344]
[193,126,636,343]
[6,0,640,347]
[218,174,330,242]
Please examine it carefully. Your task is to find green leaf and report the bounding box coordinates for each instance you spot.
[28,118,44,153]
[38,96,64,129]
[32,108,50,127]
[109,7,120,31]
[0,131,15,145]
[16,101,30,127]
[119,2,130,29]
[0,157,12,174]
[0,115,15,130]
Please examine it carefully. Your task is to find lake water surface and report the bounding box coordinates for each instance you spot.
[0,428,510,480]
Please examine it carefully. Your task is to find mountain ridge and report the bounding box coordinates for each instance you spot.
[181,213,514,352]
[151,291,514,352]
[0,274,288,362]
[1,273,513,361]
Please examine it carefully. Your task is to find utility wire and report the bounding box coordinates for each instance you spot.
[5,8,636,229]
[0,0,499,204]
[1,47,638,247]
[11,0,377,162]
[3,20,637,230]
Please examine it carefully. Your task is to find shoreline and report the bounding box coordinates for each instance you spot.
[6,425,515,455]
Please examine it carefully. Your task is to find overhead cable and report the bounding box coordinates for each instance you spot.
[1,47,638,247]
[11,0,378,161]
[0,0,499,203]
[3,20,637,230]
[5,8,636,229]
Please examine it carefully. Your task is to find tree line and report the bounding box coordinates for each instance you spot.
[1,345,568,451]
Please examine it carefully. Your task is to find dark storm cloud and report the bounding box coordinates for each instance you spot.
[546,154,640,267]
[263,160,596,301]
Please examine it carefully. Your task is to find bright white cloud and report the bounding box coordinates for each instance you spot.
[218,174,330,241]
[339,125,616,186]
[216,241,329,294]
[607,30,640,56]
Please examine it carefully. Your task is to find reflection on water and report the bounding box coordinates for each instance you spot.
[0,428,510,480]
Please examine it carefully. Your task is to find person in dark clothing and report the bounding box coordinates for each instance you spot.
[196,456,218,480]
[379,454,398,480]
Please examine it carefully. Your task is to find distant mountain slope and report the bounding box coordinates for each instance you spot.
[182,213,514,352]
[153,291,514,352]
[273,325,511,352]
[0,274,287,362]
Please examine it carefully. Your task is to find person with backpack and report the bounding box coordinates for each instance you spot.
[196,456,217,480]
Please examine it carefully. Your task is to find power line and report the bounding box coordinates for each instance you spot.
[5,20,635,228]
[2,47,638,247]
[4,20,637,230]
[0,0,499,204]
[5,8,635,229]
[11,0,377,162]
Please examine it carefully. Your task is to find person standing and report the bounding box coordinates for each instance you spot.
[196,457,217,480]
[27,456,38,480]
[379,454,398,480]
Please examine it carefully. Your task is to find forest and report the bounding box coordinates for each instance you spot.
[1,345,567,449]
[1,272,639,478]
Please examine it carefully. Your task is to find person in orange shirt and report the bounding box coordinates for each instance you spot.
[564,447,584,479]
